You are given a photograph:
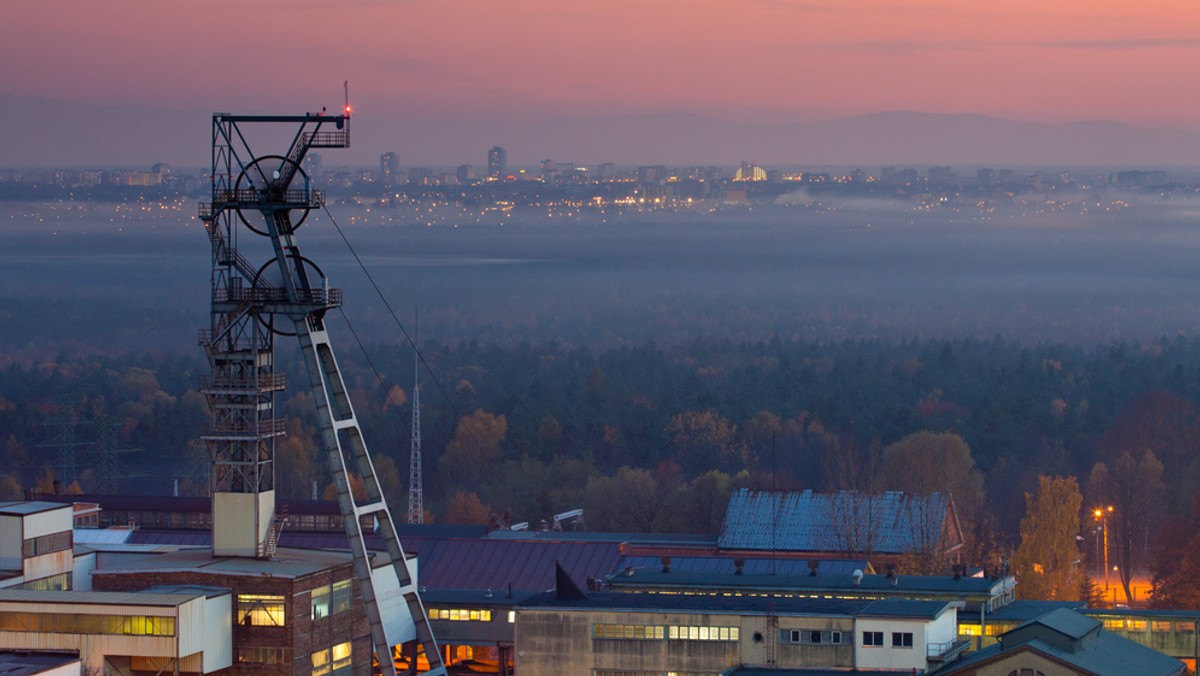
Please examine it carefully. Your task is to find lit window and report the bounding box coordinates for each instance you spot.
[331,641,352,676]
[238,594,286,627]
[311,649,330,676]
[507,611,515,624]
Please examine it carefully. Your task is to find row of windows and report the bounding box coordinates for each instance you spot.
[0,612,175,636]
[238,647,286,665]
[594,624,663,640]
[591,624,741,642]
[15,572,71,591]
[429,608,493,622]
[670,625,739,641]
[962,619,1199,638]
[311,580,352,620]
[862,631,912,648]
[311,642,352,676]
[1101,618,1195,633]
[594,672,721,676]
[22,531,71,558]
[238,594,286,627]
[784,629,843,645]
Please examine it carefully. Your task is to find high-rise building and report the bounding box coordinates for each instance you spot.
[380,152,400,185]
[487,146,507,179]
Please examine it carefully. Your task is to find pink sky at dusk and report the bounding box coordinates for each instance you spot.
[5,0,1200,130]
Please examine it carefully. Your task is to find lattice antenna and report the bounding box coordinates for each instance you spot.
[407,309,423,524]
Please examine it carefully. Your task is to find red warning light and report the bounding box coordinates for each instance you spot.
[344,105,352,116]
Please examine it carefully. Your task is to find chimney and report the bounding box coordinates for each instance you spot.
[734,559,745,575]
[660,556,672,574]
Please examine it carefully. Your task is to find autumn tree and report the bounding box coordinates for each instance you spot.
[584,466,674,532]
[878,431,985,527]
[438,409,506,490]
[444,490,492,525]
[672,470,734,534]
[1013,475,1083,601]
[1148,496,1200,609]
[667,410,744,474]
[1090,450,1165,604]
[0,475,21,500]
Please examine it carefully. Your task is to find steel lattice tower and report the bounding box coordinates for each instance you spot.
[407,346,423,524]
[197,107,445,676]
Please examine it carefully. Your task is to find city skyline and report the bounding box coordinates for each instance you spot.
[5,2,1200,142]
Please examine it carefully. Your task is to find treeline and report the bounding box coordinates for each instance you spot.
[5,335,1200,605]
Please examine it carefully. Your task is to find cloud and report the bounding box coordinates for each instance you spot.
[1036,38,1200,51]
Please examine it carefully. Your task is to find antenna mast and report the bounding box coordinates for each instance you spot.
[407,309,424,524]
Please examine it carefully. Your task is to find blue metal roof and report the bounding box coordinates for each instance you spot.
[719,488,952,554]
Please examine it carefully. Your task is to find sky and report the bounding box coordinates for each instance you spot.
[6,0,1200,131]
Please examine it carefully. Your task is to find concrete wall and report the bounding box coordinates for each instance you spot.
[854,616,934,672]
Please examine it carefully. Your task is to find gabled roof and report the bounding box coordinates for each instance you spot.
[719,488,956,554]
[934,608,1186,676]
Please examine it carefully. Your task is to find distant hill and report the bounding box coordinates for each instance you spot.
[3,93,1199,168]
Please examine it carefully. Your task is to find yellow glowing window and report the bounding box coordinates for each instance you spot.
[1103,619,1125,631]
[331,641,352,675]
[311,649,330,676]
[1127,620,1147,632]
[1152,621,1171,633]
[238,594,286,627]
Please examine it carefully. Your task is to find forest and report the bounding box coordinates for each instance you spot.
[3,334,1200,608]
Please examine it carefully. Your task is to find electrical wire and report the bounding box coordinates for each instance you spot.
[319,204,488,464]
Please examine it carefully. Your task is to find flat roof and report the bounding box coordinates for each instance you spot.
[422,588,533,607]
[0,651,80,676]
[91,546,356,579]
[0,588,209,607]
[0,502,71,517]
[607,570,1011,596]
[520,591,950,620]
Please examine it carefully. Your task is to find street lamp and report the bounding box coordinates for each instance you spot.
[1093,506,1113,593]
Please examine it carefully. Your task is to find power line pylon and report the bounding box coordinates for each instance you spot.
[197,107,445,676]
[38,396,89,487]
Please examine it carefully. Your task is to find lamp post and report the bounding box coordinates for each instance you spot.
[1093,506,1113,594]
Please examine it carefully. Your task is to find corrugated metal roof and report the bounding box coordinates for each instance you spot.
[719,488,950,554]
[402,538,621,593]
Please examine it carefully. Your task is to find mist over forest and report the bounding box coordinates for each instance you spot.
[7,195,1200,592]
[6,194,1200,357]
